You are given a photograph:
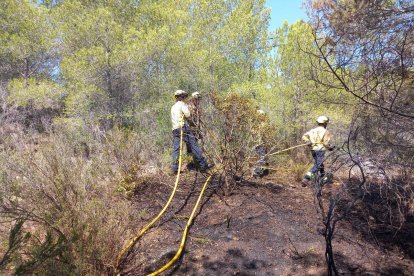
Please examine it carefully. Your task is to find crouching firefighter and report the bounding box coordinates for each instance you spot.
[302,116,335,185]
[253,110,269,178]
[171,90,213,174]
[253,144,269,178]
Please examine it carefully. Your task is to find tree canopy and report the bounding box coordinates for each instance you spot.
[0,0,413,275]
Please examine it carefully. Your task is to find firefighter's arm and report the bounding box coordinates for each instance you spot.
[182,104,191,118]
[302,132,312,147]
[323,131,335,150]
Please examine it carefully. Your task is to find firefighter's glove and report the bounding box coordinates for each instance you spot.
[327,144,336,151]
[306,142,312,147]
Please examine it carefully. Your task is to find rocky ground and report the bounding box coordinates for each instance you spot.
[118,170,414,275]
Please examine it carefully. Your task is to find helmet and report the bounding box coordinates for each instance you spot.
[257,109,265,115]
[316,116,329,124]
[174,90,188,96]
[192,91,201,98]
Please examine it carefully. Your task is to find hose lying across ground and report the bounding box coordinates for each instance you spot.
[115,126,216,275]
[115,121,307,274]
[148,144,308,274]
[148,173,214,275]
[115,127,185,272]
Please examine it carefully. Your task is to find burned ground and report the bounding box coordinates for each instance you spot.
[118,172,414,276]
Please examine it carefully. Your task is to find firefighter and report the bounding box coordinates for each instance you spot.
[170,90,212,174]
[252,110,269,178]
[302,116,334,185]
[185,92,204,170]
[188,91,202,141]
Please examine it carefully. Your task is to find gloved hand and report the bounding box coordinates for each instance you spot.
[327,144,336,151]
[306,142,312,147]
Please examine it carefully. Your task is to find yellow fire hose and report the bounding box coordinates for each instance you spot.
[200,118,307,160]
[266,143,307,157]
[147,173,214,276]
[115,126,185,272]
[115,118,305,273]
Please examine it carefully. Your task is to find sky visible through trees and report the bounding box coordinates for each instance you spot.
[0,0,413,275]
[266,0,307,30]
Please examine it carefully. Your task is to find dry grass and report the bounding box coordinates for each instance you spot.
[0,126,149,275]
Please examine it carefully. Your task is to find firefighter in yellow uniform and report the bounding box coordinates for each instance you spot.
[302,116,334,184]
[171,90,211,174]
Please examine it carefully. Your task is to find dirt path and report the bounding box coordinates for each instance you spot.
[118,172,414,275]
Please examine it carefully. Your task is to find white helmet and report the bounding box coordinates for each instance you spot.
[192,91,201,98]
[174,89,188,96]
[257,109,265,115]
[317,116,329,124]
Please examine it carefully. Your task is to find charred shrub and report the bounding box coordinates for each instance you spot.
[205,92,273,195]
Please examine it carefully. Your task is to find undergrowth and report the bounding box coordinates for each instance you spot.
[0,126,146,275]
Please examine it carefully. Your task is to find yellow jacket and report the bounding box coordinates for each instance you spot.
[302,126,331,151]
[171,101,190,130]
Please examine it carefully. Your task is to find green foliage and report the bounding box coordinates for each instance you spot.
[0,0,56,79]
[258,20,353,146]
[0,0,54,60]
[52,0,271,128]
[8,78,63,109]
[1,0,396,273]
